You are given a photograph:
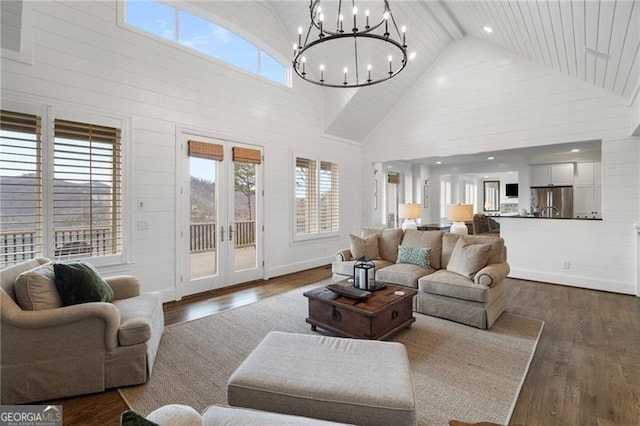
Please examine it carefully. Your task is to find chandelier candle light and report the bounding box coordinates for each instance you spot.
[293,0,414,88]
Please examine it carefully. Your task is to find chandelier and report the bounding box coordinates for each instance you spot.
[293,0,413,88]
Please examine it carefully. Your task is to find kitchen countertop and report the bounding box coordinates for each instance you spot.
[496,215,602,220]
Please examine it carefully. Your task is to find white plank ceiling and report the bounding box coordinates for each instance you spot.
[265,0,639,141]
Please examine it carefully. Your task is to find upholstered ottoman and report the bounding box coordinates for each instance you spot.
[227,331,417,426]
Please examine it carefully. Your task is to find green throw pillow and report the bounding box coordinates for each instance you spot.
[53,261,114,306]
[120,410,159,426]
[396,246,431,268]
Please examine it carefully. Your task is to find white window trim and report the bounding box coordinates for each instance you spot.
[49,107,131,268]
[1,98,132,268]
[116,0,292,88]
[291,152,340,242]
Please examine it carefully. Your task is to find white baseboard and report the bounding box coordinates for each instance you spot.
[266,256,333,280]
[509,267,636,295]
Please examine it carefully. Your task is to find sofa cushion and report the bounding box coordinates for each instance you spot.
[53,261,115,306]
[446,238,491,279]
[362,227,403,262]
[1,257,49,301]
[396,246,430,268]
[442,234,505,268]
[113,292,162,346]
[202,405,346,425]
[418,270,491,303]
[349,234,381,260]
[376,263,434,289]
[15,262,63,311]
[399,230,443,269]
[332,260,393,277]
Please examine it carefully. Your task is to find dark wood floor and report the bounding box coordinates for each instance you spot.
[47,267,639,426]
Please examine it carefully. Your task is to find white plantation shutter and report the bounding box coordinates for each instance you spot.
[319,161,339,232]
[53,119,122,258]
[0,110,42,267]
[295,157,339,238]
[295,157,317,235]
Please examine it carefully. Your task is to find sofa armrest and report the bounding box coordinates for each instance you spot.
[474,262,510,287]
[1,293,121,352]
[335,249,353,262]
[106,275,141,300]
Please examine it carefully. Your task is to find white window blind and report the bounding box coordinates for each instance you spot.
[319,161,339,232]
[53,119,122,258]
[295,157,317,235]
[0,110,42,267]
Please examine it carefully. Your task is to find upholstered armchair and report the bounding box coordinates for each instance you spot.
[472,214,500,235]
[0,258,164,404]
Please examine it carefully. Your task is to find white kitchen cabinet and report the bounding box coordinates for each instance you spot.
[530,163,574,186]
[573,162,602,218]
[574,162,602,185]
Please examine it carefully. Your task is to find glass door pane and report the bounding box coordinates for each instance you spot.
[189,156,218,280]
[233,161,256,271]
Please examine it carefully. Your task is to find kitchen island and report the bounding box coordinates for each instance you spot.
[492,215,635,295]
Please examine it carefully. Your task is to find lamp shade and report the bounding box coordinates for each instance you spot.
[447,204,473,222]
[399,203,421,219]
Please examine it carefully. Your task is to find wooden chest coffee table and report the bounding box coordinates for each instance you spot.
[303,282,417,340]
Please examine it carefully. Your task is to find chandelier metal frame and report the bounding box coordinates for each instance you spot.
[293,0,408,88]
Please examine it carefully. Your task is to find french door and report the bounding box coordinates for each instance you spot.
[177,131,263,298]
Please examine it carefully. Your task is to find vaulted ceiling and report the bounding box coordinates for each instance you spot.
[268,0,640,142]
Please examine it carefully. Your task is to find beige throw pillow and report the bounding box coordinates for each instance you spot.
[15,262,63,311]
[446,238,492,279]
[349,234,381,260]
[362,227,403,262]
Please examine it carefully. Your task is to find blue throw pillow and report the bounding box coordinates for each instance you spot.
[396,246,431,268]
[53,261,114,306]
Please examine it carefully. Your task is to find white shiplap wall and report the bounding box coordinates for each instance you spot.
[363,37,639,295]
[1,0,362,298]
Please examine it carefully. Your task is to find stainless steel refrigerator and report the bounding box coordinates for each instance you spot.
[530,186,573,218]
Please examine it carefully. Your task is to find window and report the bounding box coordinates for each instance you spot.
[464,181,477,207]
[0,110,123,267]
[0,110,42,266]
[53,120,122,258]
[295,157,339,238]
[123,0,288,86]
[440,179,451,220]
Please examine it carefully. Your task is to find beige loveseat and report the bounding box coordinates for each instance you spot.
[332,229,509,329]
[0,258,164,404]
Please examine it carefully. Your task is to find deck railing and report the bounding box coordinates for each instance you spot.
[189,221,255,252]
[1,221,256,266]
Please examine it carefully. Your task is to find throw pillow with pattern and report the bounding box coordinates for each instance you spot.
[396,246,431,268]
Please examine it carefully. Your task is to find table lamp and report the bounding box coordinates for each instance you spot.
[399,203,421,230]
[447,204,473,234]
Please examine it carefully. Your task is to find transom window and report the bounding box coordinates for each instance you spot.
[123,0,288,86]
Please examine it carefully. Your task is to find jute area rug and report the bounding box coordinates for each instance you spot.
[119,282,543,426]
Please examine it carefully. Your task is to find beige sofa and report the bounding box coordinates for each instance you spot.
[0,258,164,404]
[332,229,509,329]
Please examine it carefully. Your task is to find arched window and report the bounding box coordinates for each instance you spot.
[123,0,288,86]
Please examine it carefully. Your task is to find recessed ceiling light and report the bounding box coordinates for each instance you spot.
[571,149,580,152]
[487,156,495,160]
[435,161,442,165]
[409,51,417,60]
[483,26,493,33]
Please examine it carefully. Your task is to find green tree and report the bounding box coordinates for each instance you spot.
[234,163,256,221]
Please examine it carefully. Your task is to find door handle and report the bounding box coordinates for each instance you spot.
[220,226,225,242]
[229,223,234,242]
